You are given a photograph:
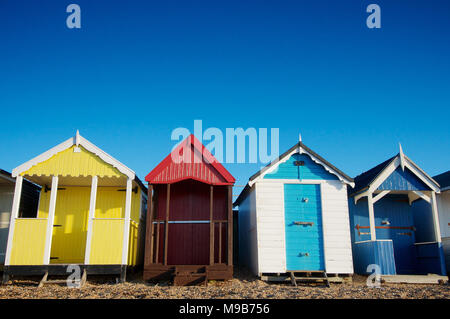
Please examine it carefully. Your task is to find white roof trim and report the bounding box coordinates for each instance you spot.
[404,156,440,193]
[12,132,135,179]
[249,146,354,187]
[399,143,406,171]
[367,154,440,194]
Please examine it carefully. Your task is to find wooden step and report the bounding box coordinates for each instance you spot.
[38,269,87,288]
[289,271,330,288]
[173,274,208,286]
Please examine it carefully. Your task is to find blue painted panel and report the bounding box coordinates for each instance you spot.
[349,193,445,275]
[348,197,371,243]
[415,243,447,276]
[350,195,417,274]
[265,153,338,180]
[352,240,396,275]
[284,184,325,271]
[377,167,430,191]
[373,194,417,274]
[412,199,435,243]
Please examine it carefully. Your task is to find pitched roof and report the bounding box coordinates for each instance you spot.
[351,156,396,195]
[349,153,440,196]
[145,134,235,185]
[434,171,450,191]
[12,131,146,191]
[234,140,354,206]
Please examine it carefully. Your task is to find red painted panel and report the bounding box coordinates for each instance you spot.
[167,224,210,265]
[153,180,229,265]
[213,186,228,220]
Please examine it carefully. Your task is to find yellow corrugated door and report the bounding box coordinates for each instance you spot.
[50,187,90,264]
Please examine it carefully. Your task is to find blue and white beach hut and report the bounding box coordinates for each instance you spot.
[234,138,355,280]
[348,146,446,276]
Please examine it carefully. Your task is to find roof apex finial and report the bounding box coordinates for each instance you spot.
[75,130,80,147]
[399,142,405,171]
[299,133,302,143]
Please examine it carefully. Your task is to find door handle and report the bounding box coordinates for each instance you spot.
[294,221,314,226]
[53,224,62,227]
[298,252,310,257]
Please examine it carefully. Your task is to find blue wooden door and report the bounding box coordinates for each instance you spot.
[284,184,325,271]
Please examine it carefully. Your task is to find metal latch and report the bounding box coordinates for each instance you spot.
[298,252,310,257]
[294,221,314,226]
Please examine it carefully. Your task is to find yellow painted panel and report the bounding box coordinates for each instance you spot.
[131,188,141,222]
[128,220,140,266]
[22,145,124,178]
[89,219,124,264]
[95,188,126,218]
[49,187,90,264]
[37,190,50,218]
[10,219,47,265]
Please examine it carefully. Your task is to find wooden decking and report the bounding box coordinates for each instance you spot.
[260,272,352,285]
[144,264,233,286]
[2,264,127,284]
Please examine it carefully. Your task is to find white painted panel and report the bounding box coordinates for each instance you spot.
[321,181,354,274]
[255,181,286,274]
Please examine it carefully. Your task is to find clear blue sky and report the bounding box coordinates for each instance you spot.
[1,0,449,193]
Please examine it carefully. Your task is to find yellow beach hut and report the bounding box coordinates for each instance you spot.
[2,131,147,284]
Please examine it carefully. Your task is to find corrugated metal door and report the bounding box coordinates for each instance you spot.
[284,184,325,271]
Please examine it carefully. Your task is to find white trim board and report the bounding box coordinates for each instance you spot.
[12,131,135,180]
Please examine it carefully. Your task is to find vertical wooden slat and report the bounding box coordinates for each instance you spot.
[121,178,133,265]
[209,185,214,265]
[43,175,59,265]
[155,222,160,263]
[228,185,233,266]
[4,175,23,266]
[431,191,442,243]
[367,193,376,241]
[144,184,154,265]
[84,175,98,265]
[164,183,170,265]
[219,221,222,264]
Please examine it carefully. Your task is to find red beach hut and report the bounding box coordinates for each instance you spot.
[143,134,235,285]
